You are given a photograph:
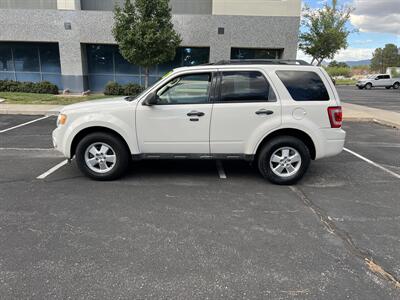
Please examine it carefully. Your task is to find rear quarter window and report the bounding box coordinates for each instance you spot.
[276,70,330,101]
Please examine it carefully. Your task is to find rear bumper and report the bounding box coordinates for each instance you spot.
[316,128,346,159]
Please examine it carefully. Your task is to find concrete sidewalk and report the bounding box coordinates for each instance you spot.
[0,104,62,116]
[342,102,400,128]
[0,102,399,128]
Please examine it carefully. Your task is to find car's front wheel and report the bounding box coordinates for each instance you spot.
[76,132,130,180]
[258,136,311,185]
[365,83,372,90]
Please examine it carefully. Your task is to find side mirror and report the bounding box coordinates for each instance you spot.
[142,92,158,106]
[375,77,379,80]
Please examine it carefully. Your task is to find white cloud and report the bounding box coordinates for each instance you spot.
[297,48,374,63]
[351,0,400,36]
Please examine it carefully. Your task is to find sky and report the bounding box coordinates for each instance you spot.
[297,0,400,62]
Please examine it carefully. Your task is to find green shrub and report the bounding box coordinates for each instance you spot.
[124,83,144,96]
[104,81,144,96]
[104,81,123,96]
[0,80,59,94]
[325,66,351,78]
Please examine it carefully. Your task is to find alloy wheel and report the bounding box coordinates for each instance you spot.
[269,147,302,178]
[84,142,117,174]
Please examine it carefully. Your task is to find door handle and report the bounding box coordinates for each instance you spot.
[255,109,274,115]
[187,111,205,117]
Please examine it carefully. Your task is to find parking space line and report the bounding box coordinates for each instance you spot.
[0,116,50,134]
[344,148,400,179]
[216,160,227,179]
[37,159,69,180]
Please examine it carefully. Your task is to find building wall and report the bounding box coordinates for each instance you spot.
[0,7,300,92]
[0,0,57,9]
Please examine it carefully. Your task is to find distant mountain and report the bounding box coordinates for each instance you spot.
[342,59,371,67]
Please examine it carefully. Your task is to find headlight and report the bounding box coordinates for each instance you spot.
[57,114,67,126]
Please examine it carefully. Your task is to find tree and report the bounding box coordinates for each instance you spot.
[299,0,354,65]
[113,0,181,88]
[328,60,349,68]
[370,44,400,73]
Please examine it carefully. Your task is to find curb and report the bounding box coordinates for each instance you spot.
[344,117,399,129]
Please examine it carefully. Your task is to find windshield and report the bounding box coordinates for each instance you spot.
[125,71,174,102]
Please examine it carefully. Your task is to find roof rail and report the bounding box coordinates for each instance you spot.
[213,59,311,66]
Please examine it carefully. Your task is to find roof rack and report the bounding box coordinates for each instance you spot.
[212,59,311,66]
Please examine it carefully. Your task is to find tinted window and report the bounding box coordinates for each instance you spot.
[276,71,330,101]
[219,71,275,102]
[231,48,282,60]
[156,73,211,105]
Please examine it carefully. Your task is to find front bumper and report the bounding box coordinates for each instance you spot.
[52,126,68,158]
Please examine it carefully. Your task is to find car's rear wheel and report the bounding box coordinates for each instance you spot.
[257,136,311,185]
[385,86,391,89]
[365,83,372,90]
[393,82,400,89]
[76,132,130,180]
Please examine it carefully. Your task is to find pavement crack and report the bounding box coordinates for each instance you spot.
[289,186,400,290]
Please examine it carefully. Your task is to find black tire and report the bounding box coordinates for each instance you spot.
[257,136,311,185]
[365,83,372,90]
[358,86,364,90]
[75,132,131,180]
[385,86,391,89]
[393,82,400,90]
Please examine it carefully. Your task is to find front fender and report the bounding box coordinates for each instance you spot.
[62,112,139,158]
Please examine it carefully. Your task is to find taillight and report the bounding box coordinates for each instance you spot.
[327,106,342,128]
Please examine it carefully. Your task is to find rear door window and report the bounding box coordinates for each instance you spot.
[276,70,330,101]
[218,71,276,103]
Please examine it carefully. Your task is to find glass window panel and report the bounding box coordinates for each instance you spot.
[0,72,15,80]
[276,71,330,101]
[16,72,41,82]
[39,43,61,73]
[114,49,140,74]
[220,71,271,102]
[115,75,141,85]
[86,44,114,74]
[156,73,211,105]
[42,74,62,88]
[231,48,282,60]
[148,76,161,85]
[182,47,210,66]
[13,44,40,72]
[88,74,114,92]
[0,45,14,71]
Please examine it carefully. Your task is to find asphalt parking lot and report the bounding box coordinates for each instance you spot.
[337,85,400,112]
[1,114,400,299]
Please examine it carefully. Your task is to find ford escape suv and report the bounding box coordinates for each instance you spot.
[53,60,346,185]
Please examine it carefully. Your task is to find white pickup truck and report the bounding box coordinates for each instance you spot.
[356,74,400,90]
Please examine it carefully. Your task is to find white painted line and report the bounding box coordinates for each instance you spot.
[216,160,227,179]
[0,116,50,134]
[344,148,400,179]
[37,159,69,180]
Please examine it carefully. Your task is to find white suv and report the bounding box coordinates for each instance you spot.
[53,60,346,185]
